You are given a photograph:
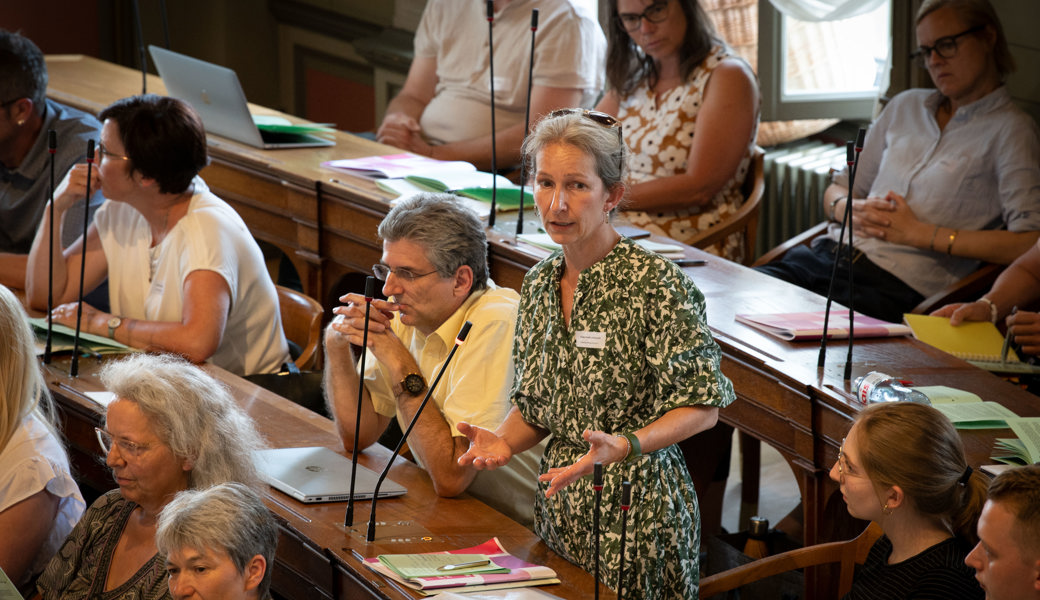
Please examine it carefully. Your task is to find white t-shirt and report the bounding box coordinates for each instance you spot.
[95,177,290,375]
[414,0,606,145]
[0,414,85,585]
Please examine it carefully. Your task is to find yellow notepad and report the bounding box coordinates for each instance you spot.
[903,314,1018,362]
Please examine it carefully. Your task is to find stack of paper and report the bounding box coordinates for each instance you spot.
[364,538,559,596]
[735,311,912,341]
[30,317,137,357]
[992,418,1040,465]
[323,153,528,213]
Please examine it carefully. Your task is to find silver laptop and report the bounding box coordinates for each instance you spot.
[148,45,335,150]
[254,446,406,503]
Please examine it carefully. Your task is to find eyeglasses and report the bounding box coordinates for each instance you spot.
[835,437,866,484]
[616,0,671,32]
[371,263,439,282]
[98,143,130,162]
[911,25,984,67]
[96,427,152,458]
[546,108,625,172]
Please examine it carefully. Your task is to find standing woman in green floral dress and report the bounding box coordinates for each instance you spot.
[458,109,734,598]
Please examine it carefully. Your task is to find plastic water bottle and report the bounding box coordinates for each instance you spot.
[854,371,931,404]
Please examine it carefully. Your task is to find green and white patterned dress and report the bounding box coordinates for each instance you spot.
[512,237,735,598]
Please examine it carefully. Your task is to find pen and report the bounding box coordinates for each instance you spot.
[438,559,490,572]
[674,259,708,267]
[1001,306,1018,364]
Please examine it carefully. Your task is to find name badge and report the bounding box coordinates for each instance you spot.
[575,331,607,349]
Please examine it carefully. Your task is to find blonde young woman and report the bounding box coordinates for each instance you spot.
[832,402,986,599]
[0,284,84,593]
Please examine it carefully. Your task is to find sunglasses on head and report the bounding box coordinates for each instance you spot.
[546,108,625,172]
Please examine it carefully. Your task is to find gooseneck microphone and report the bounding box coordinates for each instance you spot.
[617,480,632,600]
[515,8,539,237]
[44,130,57,364]
[158,0,171,49]
[486,1,499,228]
[70,139,95,377]
[842,128,867,380]
[345,275,377,527]
[366,321,473,542]
[132,0,148,94]
[818,128,867,381]
[592,461,603,600]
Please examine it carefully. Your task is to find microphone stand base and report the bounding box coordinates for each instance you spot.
[344,520,433,544]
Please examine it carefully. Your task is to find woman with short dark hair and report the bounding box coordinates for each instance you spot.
[25,94,289,376]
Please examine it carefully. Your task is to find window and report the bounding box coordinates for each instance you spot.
[759,1,892,121]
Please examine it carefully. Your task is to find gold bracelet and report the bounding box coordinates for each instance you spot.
[946,229,958,255]
[929,225,940,252]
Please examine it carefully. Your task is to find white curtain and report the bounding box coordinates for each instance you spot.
[767,0,886,22]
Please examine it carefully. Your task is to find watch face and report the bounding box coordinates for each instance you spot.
[108,317,121,328]
[403,373,426,395]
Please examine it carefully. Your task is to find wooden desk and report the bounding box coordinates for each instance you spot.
[684,253,1040,545]
[45,53,1040,558]
[44,355,610,600]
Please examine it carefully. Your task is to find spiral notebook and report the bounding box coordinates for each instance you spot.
[902,314,1040,373]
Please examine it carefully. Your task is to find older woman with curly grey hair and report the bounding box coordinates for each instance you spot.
[37,353,266,600]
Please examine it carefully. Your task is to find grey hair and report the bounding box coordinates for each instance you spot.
[916,0,1015,80]
[522,111,629,195]
[100,353,266,490]
[377,192,488,291]
[156,483,277,600]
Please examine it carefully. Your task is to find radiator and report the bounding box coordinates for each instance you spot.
[756,141,846,257]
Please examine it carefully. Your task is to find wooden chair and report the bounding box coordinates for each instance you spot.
[276,284,324,370]
[699,522,883,599]
[751,221,1004,314]
[687,146,766,266]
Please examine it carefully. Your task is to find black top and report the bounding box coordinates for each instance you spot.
[844,535,983,600]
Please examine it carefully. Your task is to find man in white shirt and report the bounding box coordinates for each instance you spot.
[376,0,606,171]
[324,193,539,525]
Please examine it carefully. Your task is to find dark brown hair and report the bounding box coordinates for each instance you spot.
[605,0,720,97]
[99,94,208,194]
[987,465,1040,557]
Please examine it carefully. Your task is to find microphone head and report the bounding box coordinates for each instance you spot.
[593,462,603,487]
[48,129,57,152]
[855,128,866,151]
[531,8,539,28]
[86,139,96,163]
[487,0,494,19]
[364,275,376,300]
[456,320,473,343]
[621,480,631,507]
[845,141,854,166]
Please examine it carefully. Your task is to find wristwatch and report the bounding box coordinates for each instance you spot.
[107,316,123,339]
[395,372,427,397]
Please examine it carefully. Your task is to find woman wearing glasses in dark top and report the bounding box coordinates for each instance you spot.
[832,402,985,600]
[458,110,735,598]
[595,0,759,263]
[37,353,266,600]
[757,0,1040,324]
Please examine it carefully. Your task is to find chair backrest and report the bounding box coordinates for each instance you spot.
[699,521,883,598]
[276,284,324,370]
[686,146,765,266]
